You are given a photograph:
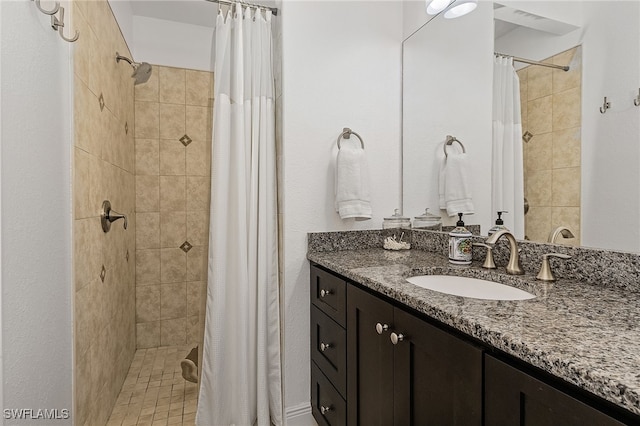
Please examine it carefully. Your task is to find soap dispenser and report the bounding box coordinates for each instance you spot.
[488,211,509,236]
[449,213,472,265]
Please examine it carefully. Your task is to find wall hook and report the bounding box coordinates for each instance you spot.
[32,0,60,15]
[599,97,611,114]
[50,6,79,43]
[634,89,640,107]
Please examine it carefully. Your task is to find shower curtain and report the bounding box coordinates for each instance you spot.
[492,56,525,239]
[197,5,283,426]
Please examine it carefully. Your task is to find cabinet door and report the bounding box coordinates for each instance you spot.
[392,307,483,426]
[347,285,394,426]
[485,355,625,426]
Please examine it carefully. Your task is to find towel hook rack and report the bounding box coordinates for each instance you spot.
[444,135,466,157]
[599,96,611,113]
[337,127,364,150]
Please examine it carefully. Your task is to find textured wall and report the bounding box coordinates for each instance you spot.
[134,65,212,349]
[72,0,137,424]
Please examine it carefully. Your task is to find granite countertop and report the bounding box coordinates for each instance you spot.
[307,248,640,416]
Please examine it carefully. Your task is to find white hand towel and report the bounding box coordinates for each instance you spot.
[440,152,475,217]
[335,143,372,221]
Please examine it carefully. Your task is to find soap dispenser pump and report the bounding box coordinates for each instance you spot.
[488,211,509,236]
[449,213,472,265]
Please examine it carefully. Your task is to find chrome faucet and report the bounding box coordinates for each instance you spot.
[548,226,575,244]
[485,230,524,275]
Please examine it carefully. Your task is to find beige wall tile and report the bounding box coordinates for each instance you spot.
[136,286,160,323]
[160,248,187,283]
[136,212,160,249]
[160,283,187,320]
[553,46,581,93]
[187,176,209,211]
[527,65,552,100]
[524,132,552,174]
[75,148,102,219]
[186,246,205,282]
[186,106,209,141]
[526,169,552,206]
[552,167,581,207]
[135,68,159,102]
[135,139,159,176]
[136,176,160,212]
[186,282,203,317]
[75,349,93,426]
[186,70,211,106]
[75,279,98,359]
[137,322,161,348]
[551,206,581,246]
[75,217,104,291]
[527,95,553,135]
[159,103,186,140]
[135,102,159,139]
[553,87,581,131]
[186,211,208,246]
[160,211,187,248]
[136,249,161,285]
[159,139,186,176]
[159,67,186,105]
[553,127,581,169]
[75,77,103,156]
[160,318,186,346]
[160,176,186,211]
[186,139,211,176]
[186,315,200,344]
[525,206,551,242]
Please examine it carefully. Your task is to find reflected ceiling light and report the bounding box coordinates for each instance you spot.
[425,0,478,19]
[443,0,478,19]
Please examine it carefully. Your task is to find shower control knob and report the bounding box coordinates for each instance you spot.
[320,405,332,415]
[320,342,331,352]
[319,289,332,298]
[390,332,405,345]
[375,323,389,334]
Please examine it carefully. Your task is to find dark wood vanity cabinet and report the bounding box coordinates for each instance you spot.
[346,284,483,426]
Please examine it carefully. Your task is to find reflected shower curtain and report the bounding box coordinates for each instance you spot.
[492,56,525,239]
[197,5,283,426]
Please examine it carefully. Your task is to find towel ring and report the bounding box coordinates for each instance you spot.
[444,135,466,157]
[337,127,365,150]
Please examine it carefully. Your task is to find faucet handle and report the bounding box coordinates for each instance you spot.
[536,253,571,282]
[473,243,496,269]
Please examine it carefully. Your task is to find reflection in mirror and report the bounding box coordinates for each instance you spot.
[402,1,640,252]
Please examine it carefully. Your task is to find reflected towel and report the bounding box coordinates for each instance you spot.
[439,152,475,217]
[335,143,372,220]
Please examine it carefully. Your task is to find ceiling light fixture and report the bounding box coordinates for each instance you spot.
[425,0,478,19]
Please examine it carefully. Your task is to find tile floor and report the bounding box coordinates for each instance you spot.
[106,345,199,426]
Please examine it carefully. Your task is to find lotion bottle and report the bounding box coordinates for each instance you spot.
[449,213,472,265]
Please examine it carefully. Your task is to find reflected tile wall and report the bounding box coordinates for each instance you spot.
[520,46,582,246]
[73,0,136,425]
[134,65,213,349]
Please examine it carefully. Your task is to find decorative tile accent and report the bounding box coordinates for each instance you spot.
[100,265,106,282]
[523,130,533,143]
[125,121,129,135]
[126,249,130,263]
[98,93,105,111]
[180,241,193,253]
[180,134,193,147]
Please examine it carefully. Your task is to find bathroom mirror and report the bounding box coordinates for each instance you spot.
[402,0,640,252]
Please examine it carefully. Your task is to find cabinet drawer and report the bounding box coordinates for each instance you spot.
[311,362,347,426]
[311,305,346,398]
[311,265,346,327]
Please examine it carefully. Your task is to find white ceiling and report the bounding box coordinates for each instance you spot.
[128,0,218,28]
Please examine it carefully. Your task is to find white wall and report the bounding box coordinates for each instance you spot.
[281,0,403,419]
[0,0,73,421]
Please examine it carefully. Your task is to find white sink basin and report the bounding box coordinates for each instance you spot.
[406,275,536,301]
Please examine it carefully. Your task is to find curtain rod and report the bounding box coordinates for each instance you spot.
[495,52,569,72]
[205,0,278,16]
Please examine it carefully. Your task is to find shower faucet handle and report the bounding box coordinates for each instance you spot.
[101,200,128,232]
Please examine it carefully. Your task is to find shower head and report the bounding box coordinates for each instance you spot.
[116,52,152,85]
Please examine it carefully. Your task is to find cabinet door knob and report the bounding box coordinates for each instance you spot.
[320,289,332,298]
[320,405,332,415]
[375,322,389,334]
[390,332,405,345]
[320,342,331,352]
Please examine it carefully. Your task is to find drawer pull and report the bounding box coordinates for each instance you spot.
[320,342,332,352]
[320,289,332,298]
[320,405,332,415]
[390,332,405,345]
[375,322,389,334]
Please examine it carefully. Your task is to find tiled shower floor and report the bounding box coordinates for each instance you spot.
[106,345,199,426]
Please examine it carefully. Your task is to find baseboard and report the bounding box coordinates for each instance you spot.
[285,402,316,426]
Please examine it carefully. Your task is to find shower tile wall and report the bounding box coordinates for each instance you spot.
[519,46,582,245]
[134,65,213,348]
[73,0,137,424]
